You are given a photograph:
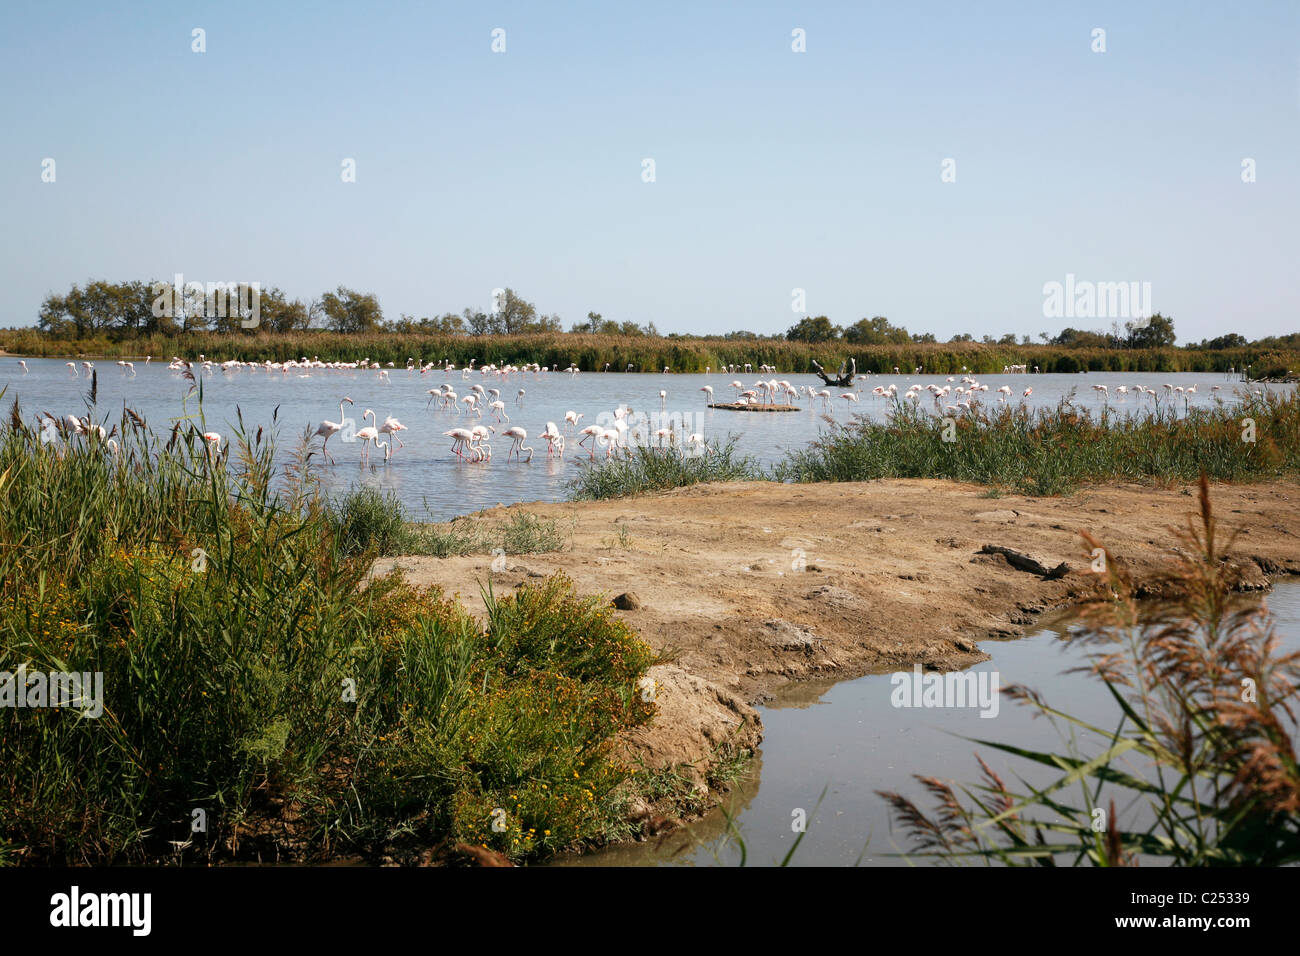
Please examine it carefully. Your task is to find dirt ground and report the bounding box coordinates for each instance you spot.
[373,479,1300,790]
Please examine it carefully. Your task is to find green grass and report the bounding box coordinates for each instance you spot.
[0,400,652,865]
[567,436,761,500]
[327,487,568,560]
[564,389,1299,500]
[4,326,1295,377]
[774,389,1300,494]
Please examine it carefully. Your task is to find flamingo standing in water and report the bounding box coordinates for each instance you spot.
[541,422,564,458]
[597,428,622,457]
[379,413,408,453]
[577,424,604,456]
[468,425,493,462]
[314,396,353,463]
[355,409,383,463]
[502,426,534,461]
[700,385,713,405]
[445,427,475,459]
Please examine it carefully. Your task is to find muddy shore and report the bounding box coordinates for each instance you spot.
[373,478,1300,813]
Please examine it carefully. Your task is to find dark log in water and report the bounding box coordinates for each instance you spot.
[708,403,801,412]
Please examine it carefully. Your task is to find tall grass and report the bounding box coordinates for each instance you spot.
[567,436,760,501]
[0,402,652,864]
[877,477,1300,865]
[774,390,1300,495]
[2,327,1294,377]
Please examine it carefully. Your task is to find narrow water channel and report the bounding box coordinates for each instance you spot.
[556,579,1300,867]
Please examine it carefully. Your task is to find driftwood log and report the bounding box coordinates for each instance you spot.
[811,357,856,388]
[979,545,1071,579]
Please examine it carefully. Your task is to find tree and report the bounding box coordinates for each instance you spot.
[949,333,974,343]
[321,287,383,334]
[257,288,310,333]
[844,315,911,345]
[1126,313,1176,349]
[786,315,840,343]
[493,288,536,335]
[463,307,492,336]
[1195,333,1247,351]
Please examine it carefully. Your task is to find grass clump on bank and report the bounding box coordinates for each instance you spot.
[0,405,652,865]
[877,477,1300,865]
[774,390,1300,495]
[329,486,566,559]
[567,436,760,501]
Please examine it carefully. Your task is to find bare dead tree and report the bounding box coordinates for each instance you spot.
[811,357,856,388]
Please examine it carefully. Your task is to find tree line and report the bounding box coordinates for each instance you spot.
[26,278,1297,352]
[784,313,1183,350]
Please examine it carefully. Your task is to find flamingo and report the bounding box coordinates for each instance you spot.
[356,410,381,463]
[597,428,622,457]
[578,424,604,456]
[541,422,564,458]
[201,431,223,462]
[1023,387,1032,397]
[314,396,353,463]
[700,385,713,405]
[17,360,27,374]
[564,411,583,432]
[468,425,494,462]
[489,400,509,422]
[444,427,475,459]
[502,426,534,462]
[379,414,408,451]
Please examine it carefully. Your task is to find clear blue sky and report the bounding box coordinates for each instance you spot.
[2,1,1296,342]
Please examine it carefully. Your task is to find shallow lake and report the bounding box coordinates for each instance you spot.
[2,359,1283,521]
[554,579,1300,867]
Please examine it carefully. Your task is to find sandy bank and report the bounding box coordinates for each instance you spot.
[373,479,1300,799]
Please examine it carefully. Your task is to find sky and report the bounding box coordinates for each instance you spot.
[1,0,1297,343]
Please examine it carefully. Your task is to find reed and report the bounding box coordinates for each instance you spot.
[774,389,1300,494]
[2,327,1295,378]
[0,399,653,864]
[877,476,1300,865]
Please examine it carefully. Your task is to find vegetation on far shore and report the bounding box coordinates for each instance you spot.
[4,327,1297,380]
[6,278,1298,378]
[565,388,1300,500]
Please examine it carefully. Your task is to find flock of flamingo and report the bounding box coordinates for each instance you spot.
[16,355,1258,468]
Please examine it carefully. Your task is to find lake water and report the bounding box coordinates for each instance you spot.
[2,358,1282,521]
[555,579,1300,867]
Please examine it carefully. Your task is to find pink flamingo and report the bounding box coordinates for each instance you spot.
[502,426,534,462]
[444,427,475,459]
[314,396,353,463]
